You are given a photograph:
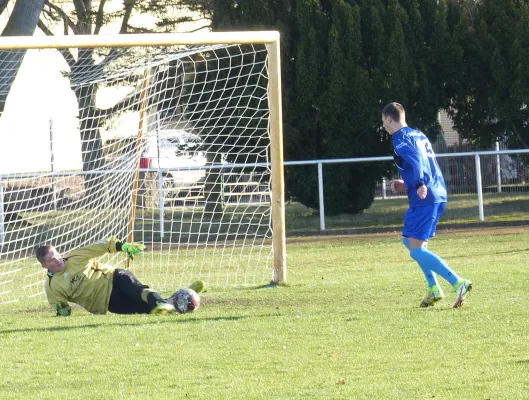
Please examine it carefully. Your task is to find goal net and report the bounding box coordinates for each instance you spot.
[0,33,285,305]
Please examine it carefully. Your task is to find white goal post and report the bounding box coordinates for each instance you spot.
[0,32,286,304]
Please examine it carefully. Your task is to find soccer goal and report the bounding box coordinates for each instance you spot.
[0,32,286,304]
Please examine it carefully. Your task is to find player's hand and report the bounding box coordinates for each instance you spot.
[391,179,406,194]
[417,184,427,199]
[122,242,146,260]
[55,302,71,316]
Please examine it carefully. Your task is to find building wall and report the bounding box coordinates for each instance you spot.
[438,110,461,147]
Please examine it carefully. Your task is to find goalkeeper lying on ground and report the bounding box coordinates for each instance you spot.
[35,236,204,316]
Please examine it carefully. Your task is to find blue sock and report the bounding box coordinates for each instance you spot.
[403,238,438,287]
[410,247,460,286]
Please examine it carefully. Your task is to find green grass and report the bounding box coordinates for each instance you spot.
[13,192,529,245]
[2,228,529,399]
[286,192,529,234]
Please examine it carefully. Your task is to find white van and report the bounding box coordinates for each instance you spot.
[139,129,207,206]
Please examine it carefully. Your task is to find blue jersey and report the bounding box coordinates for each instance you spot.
[392,127,447,207]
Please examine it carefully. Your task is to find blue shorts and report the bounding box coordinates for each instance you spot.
[402,202,446,241]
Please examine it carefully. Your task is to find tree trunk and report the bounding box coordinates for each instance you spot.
[79,108,105,202]
[0,0,45,113]
[204,152,224,216]
[72,53,105,202]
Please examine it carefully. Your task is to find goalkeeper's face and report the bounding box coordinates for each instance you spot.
[40,247,65,273]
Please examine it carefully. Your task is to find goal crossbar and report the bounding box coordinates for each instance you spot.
[0,32,281,50]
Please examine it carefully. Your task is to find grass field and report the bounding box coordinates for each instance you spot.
[286,192,529,234]
[2,226,529,399]
[11,192,529,246]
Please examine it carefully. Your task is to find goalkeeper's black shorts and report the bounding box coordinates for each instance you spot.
[108,269,163,314]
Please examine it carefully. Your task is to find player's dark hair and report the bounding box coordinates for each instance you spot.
[36,245,53,263]
[382,102,405,122]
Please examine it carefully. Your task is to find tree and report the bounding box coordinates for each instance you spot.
[283,0,327,206]
[0,0,45,113]
[36,1,206,198]
[448,0,529,149]
[0,0,45,231]
[400,0,432,129]
[315,0,387,213]
[511,3,529,140]
[179,0,462,215]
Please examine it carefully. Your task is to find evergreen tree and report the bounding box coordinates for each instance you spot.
[319,0,374,213]
[511,2,529,126]
[192,0,462,214]
[448,0,529,149]
[283,0,327,205]
[399,0,433,130]
[381,0,412,107]
[359,0,386,95]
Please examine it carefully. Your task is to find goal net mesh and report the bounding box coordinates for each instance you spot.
[0,41,274,304]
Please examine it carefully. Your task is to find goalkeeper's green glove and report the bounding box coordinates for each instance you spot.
[122,242,146,260]
[55,302,71,317]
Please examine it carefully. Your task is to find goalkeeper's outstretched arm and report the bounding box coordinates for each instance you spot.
[45,283,71,317]
[65,237,146,261]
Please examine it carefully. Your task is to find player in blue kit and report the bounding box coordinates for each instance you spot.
[382,102,472,308]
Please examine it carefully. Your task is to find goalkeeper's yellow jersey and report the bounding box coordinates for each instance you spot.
[45,237,120,315]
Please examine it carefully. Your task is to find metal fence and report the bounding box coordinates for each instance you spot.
[2,149,529,240]
[285,149,529,231]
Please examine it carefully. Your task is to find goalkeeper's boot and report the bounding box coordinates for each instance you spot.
[188,280,206,294]
[150,301,176,315]
[420,285,444,308]
[453,279,473,308]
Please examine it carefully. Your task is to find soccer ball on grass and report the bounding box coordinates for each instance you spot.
[170,288,200,314]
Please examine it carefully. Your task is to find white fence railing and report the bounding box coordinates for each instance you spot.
[1,149,529,241]
[285,149,529,230]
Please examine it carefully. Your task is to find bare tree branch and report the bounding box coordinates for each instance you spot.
[94,0,107,35]
[155,15,211,32]
[188,24,211,33]
[73,0,91,34]
[98,48,127,70]
[37,19,51,34]
[43,1,78,34]
[120,0,137,34]
[97,89,143,119]
[0,0,9,16]
[37,20,76,67]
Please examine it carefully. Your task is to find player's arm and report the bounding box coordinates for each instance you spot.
[45,280,71,317]
[66,236,120,259]
[66,237,145,260]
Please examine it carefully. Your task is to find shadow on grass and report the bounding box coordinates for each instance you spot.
[256,281,278,289]
[442,247,529,261]
[494,248,529,255]
[209,282,291,291]
[411,306,461,313]
[0,315,255,335]
[253,281,291,289]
